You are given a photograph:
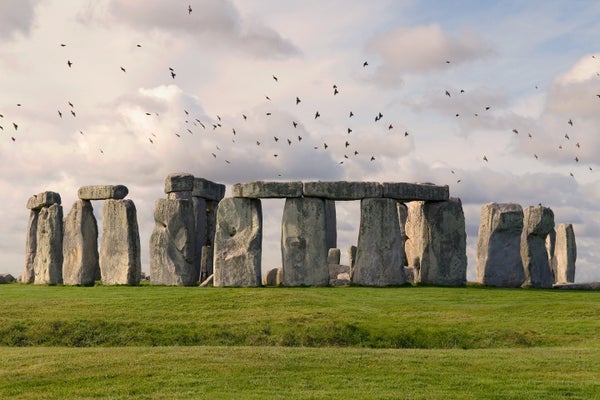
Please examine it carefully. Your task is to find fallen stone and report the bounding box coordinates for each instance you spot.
[99,199,141,285]
[327,248,341,265]
[475,203,525,287]
[0,273,16,284]
[164,172,194,193]
[303,181,382,200]
[213,198,263,287]
[382,182,449,202]
[521,205,555,288]
[26,191,61,210]
[405,198,467,286]
[281,197,329,286]
[331,272,350,286]
[150,199,196,286]
[22,210,39,283]
[33,204,64,285]
[62,200,99,286]
[353,198,405,286]
[78,185,128,200]
[329,263,350,281]
[199,273,214,287]
[193,177,226,201]
[262,268,281,286]
[553,223,576,284]
[231,181,303,198]
[553,282,600,290]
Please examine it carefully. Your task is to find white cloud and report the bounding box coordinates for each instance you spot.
[0,0,39,39]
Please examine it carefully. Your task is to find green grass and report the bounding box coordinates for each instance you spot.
[1,284,600,398]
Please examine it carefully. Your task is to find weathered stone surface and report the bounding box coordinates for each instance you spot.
[327,248,341,265]
[475,203,525,287]
[193,178,226,200]
[100,199,141,285]
[26,191,61,210]
[232,181,302,198]
[404,267,415,284]
[348,245,357,271]
[33,204,63,285]
[331,271,350,286]
[382,182,449,202]
[398,202,408,266]
[521,205,555,288]
[281,197,329,286]
[554,282,600,290]
[78,185,128,200]
[329,263,350,281]
[0,273,16,284]
[22,210,39,283]
[62,200,99,286]
[546,228,556,261]
[214,198,262,287]
[199,274,214,287]
[303,181,382,200]
[150,199,196,286]
[192,197,208,283]
[262,268,281,286]
[200,245,213,282]
[164,172,194,193]
[325,200,337,250]
[205,200,219,246]
[352,198,405,286]
[168,191,192,201]
[553,223,576,284]
[405,198,467,286]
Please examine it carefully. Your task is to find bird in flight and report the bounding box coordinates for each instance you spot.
[188,5,192,14]
[315,111,320,119]
[445,90,451,97]
[67,60,72,68]
[296,97,301,105]
[349,111,354,118]
[273,75,278,82]
[568,119,573,126]
[120,66,126,72]
[483,155,488,162]
[363,61,368,67]
[292,121,298,128]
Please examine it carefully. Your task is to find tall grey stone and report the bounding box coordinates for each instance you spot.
[62,200,99,286]
[327,248,341,265]
[348,245,357,271]
[281,197,329,286]
[192,197,208,283]
[546,228,556,262]
[33,204,63,285]
[325,200,337,250]
[405,198,467,286]
[213,197,262,287]
[352,198,405,286]
[553,223,576,284]
[150,199,196,286]
[100,199,141,285]
[397,202,408,266]
[22,210,39,283]
[206,200,219,246]
[200,245,213,282]
[475,203,525,287]
[521,205,555,288]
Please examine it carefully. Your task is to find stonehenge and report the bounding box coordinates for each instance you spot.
[22,175,580,289]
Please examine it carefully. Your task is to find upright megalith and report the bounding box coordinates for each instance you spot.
[191,197,207,282]
[23,191,63,284]
[213,197,262,287]
[33,203,64,284]
[552,223,576,284]
[150,199,196,286]
[352,198,405,286]
[100,199,141,285]
[476,203,525,287]
[397,202,408,265]
[325,200,337,250]
[281,197,329,286]
[521,205,555,288]
[405,198,467,286]
[62,200,99,286]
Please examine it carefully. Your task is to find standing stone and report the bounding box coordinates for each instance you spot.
[398,202,408,266]
[521,205,555,288]
[327,248,341,265]
[192,197,208,283]
[213,198,262,287]
[553,223,576,284]
[262,268,281,286]
[475,203,525,287]
[546,228,556,262]
[100,199,141,285]
[348,245,357,272]
[22,210,39,283]
[200,245,213,282]
[62,200,99,286]
[405,198,467,286]
[352,198,405,286]
[33,204,64,285]
[281,197,329,286]
[325,200,337,250]
[206,200,219,246]
[150,199,196,286]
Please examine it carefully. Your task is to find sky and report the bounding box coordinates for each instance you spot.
[1,0,599,282]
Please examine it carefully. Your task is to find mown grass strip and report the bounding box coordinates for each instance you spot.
[1,285,599,348]
[1,346,599,399]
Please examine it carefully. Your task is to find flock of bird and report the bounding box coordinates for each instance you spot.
[1,4,599,184]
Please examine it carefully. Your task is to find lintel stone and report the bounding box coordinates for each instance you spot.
[26,191,61,210]
[232,181,303,198]
[165,172,194,193]
[303,181,382,200]
[193,178,226,200]
[382,182,449,202]
[78,185,128,200]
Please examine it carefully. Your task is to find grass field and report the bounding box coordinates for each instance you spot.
[1,284,599,399]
